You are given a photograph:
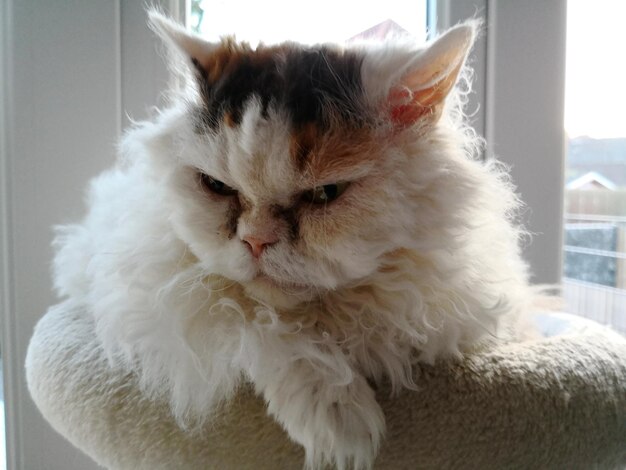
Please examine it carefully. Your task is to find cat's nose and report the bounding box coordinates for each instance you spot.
[242,235,278,259]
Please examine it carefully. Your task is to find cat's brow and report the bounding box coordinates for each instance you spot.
[293,127,379,181]
[191,39,368,133]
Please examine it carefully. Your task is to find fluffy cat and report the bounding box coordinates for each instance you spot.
[52,11,535,470]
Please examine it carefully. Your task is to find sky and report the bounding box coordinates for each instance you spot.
[194,0,427,44]
[565,0,626,139]
[192,0,626,140]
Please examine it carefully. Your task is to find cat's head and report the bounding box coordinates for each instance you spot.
[145,12,478,308]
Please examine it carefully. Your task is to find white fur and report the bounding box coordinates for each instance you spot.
[52,18,535,470]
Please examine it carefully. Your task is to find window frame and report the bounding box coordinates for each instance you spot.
[438,0,567,284]
[0,1,566,468]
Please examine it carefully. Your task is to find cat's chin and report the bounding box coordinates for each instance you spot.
[243,275,318,310]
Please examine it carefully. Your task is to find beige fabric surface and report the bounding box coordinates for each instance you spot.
[26,300,626,469]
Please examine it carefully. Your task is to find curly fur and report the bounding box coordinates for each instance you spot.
[52,13,536,470]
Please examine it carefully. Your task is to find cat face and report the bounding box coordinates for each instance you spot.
[148,13,476,307]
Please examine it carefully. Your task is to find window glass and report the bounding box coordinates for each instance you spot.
[563,0,626,334]
[188,0,427,44]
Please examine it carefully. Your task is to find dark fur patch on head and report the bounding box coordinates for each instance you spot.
[191,40,367,132]
[225,198,242,239]
[271,204,300,241]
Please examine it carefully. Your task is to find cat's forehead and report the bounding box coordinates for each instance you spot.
[213,102,379,197]
[191,39,369,132]
[191,39,380,184]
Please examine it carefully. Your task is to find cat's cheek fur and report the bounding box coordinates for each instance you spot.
[166,183,257,282]
[50,16,540,470]
[292,180,401,284]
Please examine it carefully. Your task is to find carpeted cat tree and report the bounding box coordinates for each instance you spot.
[26,302,626,469]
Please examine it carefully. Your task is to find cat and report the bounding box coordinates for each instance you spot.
[52,11,535,470]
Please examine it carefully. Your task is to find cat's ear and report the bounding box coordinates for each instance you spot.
[377,22,478,128]
[148,10,218,81]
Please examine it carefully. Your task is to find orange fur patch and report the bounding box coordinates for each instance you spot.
[297,127,381,182]
[201,38,250,83]
[223,111,236,128]
[195,39,289,85]
[290,123,320,170]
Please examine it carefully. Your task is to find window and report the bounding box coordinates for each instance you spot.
[188,0,428,44]
[562,0,626,334]
[1,2,579,469]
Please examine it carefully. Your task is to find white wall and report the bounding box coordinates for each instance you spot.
[485,0,567,284]
[0,1,172,468]
[440,0,567,284]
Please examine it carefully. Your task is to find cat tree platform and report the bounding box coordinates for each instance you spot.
[26,300,626,469]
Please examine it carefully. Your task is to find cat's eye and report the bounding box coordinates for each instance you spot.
[200,173,238,196]
[302,182,350,204]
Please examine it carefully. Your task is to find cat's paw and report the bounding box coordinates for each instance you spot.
[272,375,385,470]
[306,384,384,470]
